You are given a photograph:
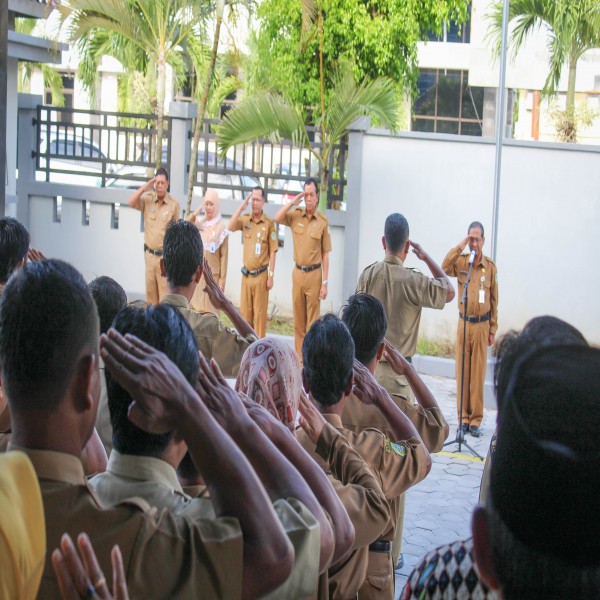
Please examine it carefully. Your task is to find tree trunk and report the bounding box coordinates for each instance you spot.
[564,56,577,142]
[186,9,224,216]
[317,8,327,212]
[156,56,166,169]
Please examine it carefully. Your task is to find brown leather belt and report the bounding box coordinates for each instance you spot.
[144,244,163,257]
[369,540,392,553]
[241,265,268,277]
[295,263,321,273]
[460,312,490,324]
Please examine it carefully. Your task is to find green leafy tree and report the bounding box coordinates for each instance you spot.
[246,0,469,108]
[217,66,399,210]
[488,0,600,142]
[58,0,211,166]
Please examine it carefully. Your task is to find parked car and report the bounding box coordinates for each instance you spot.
[106,150,261,203]
[36,134,115,186]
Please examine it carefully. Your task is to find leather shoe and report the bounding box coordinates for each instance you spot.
[460,423,469,433]
[470,426,481,437]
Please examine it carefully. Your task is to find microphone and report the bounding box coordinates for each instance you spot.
[469,248,476,264]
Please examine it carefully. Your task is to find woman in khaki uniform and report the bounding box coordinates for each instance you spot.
[186,189,229,315]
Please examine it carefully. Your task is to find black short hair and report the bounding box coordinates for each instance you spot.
[302,314,354,407]
[0,259,99,411]
[88,276,127,335]
[0,217,30,283]
[155,167,169,181]
[163,220,203,287]
[384,213,409,253]
[107,303,199,456]
[341,293,387,365]
[253,186,265,200]
[493,315,587,412]
[468,221,484,237]
[304,177,320,196]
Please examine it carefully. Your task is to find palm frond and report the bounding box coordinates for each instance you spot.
[216,93,310,156]
[207,76,243,117]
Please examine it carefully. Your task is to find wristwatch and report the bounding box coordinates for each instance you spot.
[322,280,328,286]
[268,269,274,277]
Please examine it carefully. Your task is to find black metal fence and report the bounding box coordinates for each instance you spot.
[33,105,348,209]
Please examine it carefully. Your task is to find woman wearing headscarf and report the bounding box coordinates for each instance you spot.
[186,189,229,315]
[235,337,303,431]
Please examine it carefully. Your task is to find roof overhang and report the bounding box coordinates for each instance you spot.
[7,31,67,64]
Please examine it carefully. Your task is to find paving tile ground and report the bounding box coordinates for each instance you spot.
[394,374,497,598]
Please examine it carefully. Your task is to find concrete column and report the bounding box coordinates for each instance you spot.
[16,93,43,227]
[168,101,197,212]
[482,88,496,137]
[342,116,370,303]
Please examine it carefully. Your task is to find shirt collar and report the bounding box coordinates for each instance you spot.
[10,446,86,485]
[322,413,344,430]
[161,294,189,308]
[250,212,265,224]
[107,450,184,494]
[383,254,404,266]
[301,208,318,221]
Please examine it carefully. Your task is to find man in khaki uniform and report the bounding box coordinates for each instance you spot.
[341,293,449,597]
[357,213,454,399]
[91,302,325,600]
[275,178,332,357]
[442,221,498,437]
[298,314,432,599]
[128,168,180,305]
[160,220,257,378]
[0,259,294,599]
[229,186,278,337]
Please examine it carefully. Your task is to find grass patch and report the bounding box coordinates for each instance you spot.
[219,314,295,337]
[416,338,456,359]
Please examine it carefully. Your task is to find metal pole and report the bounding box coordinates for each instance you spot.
[490,0,510,262]
[0,0,8,216]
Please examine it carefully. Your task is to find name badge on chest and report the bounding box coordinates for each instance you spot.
[209,242,216,253]
[479,275,485,304]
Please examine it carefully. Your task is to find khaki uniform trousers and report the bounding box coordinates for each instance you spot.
[240,270,269,338]
[374,360,413,568]
[191,273,219,316]
[145,251,167,306]
[292,267,322,358]
[456,320,489,427]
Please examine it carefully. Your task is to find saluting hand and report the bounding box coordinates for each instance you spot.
[293,191,306,206]
[409,240,427,261]
[352,359,379,406]
[100,330,197,434]
[142,177,157,193]
[459,235,471,252]
[52,533,129,600]
[27,247,46,262]
[193,201,205,217]
[382,340,411,377]
[241,194,251,210]
[298,395,326,445]
[202,259,227,310]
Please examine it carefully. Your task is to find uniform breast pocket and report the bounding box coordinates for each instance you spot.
[244,231,252,240]
[293,223,305,236]
[147,211,157,222]
[309,227,322,241]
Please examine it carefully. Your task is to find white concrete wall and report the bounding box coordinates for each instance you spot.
[350,130,600,345]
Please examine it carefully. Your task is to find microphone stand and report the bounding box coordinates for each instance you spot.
[443,255,483,460]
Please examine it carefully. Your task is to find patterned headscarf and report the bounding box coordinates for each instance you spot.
[236,338,303,431]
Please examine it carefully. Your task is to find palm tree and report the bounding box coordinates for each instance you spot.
[216,67,399,210]
[488,0,600,141]
[58,0,211,166]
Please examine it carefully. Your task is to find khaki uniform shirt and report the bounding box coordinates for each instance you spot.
[161,294,257,378]
[441,247,499,335]
[231,212,278,270]
[283,208,332,266]
[297,422,390,600]
[186,213,229,287]
[135,192,180,251]
[91,452,321,600]
[15,447,243,600]
[342,392,448,453]
[356,256,448,358]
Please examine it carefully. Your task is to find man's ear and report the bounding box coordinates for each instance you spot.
[72,353,98,414]
[301,368,310,395]
[403,239,410,256]
[472,507,501,591]
[193,264,203,284]
[344,372,354,397]
[381,236,387,251]
[160,258,167,278]
[17,257,26,271]
[376,341,385,362]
